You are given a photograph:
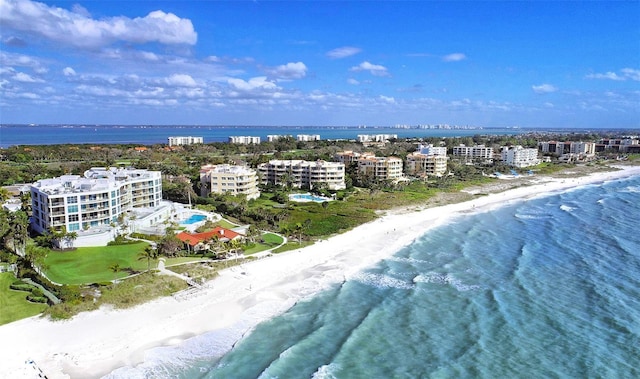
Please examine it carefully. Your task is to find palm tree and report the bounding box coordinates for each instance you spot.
[63,231,78,249]
[8,211,29,255]
[109,263,121,282]
[0,187,11,202]
[137,245,158,272]
[245,225,261,244]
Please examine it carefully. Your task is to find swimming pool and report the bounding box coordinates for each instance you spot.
[179,214,207,224]
[289,193,332,203]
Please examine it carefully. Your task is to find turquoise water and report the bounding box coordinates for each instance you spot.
[108,175,640,378]
[179,214,207,225]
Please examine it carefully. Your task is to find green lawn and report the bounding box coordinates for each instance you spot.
[0,272,47,325]
[243,232,285,254]
[43,242,153,285]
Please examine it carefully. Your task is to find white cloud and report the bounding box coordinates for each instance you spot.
[379,95,395,104]
[267,62,307,80]
[347,78,360,85]
[227,76,278,91]
[620,68,640,81]
[62,67,76,76]
[442,53,467,62]
[71,4,91,17]
[326,46,362,59]
[532,84,558,94]
[586,72,623,81]
[164,74,197,87]
[0,0,197,48]
[0,51,48,74]
[13,71,43,82]
[350,61,390,77]
[586,68,640,81]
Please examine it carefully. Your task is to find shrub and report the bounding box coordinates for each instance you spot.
[26,295,48,303]
[10,283,36,292]
[107,235,139,246]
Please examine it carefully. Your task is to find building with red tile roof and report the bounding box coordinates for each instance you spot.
[175,227,243,247]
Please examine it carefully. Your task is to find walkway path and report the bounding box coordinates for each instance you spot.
[157,259,201,288]
[21,278,61,305]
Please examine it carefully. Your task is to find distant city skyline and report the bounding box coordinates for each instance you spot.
[1,0,638,128]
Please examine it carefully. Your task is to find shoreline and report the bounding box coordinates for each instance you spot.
[1,165,639,379]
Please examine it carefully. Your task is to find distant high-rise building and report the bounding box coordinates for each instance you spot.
[168,136,203,146]
[296,134,321,142]
[229,136,261,144]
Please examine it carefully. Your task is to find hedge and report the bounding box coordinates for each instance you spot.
[10,283,37,292]
[27,295,48,303]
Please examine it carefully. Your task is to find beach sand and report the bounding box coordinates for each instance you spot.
[1,165,639,379]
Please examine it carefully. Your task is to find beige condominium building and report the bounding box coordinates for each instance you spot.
[406,144,448,177]
[199,164,261,200]
[30,167,162,234]
[357,154,404,182]
[258,160,346,190]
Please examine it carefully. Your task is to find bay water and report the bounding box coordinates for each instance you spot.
[108,175,640,378]
[1,124,515,148]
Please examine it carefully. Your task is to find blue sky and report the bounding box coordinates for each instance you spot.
[1,0,638,128]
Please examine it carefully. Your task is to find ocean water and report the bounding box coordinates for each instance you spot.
[108,176,640,378]
[0,124,516,148]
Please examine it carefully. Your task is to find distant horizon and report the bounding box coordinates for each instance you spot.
[1,1,638,128]
[2,123,639,131]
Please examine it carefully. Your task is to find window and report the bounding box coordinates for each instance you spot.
[67,196,78,204]
[68,205,78,213]
[68,223,80,231]
[69,214,79,222]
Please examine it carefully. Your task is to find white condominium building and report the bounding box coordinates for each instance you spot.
[297,134,321,142]
[258,160,346,190]
[229,136,261,144]
[357,155,404,181]
[168,136,203,146]
[416,144,447,156]
[501,146,540,168]
[199,164,260,200]
[452,144,494,160]
[267,135,293,142]
[30,167,162,234]
[357,134,398,143]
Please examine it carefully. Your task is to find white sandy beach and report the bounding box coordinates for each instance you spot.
[1,165,639,379]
